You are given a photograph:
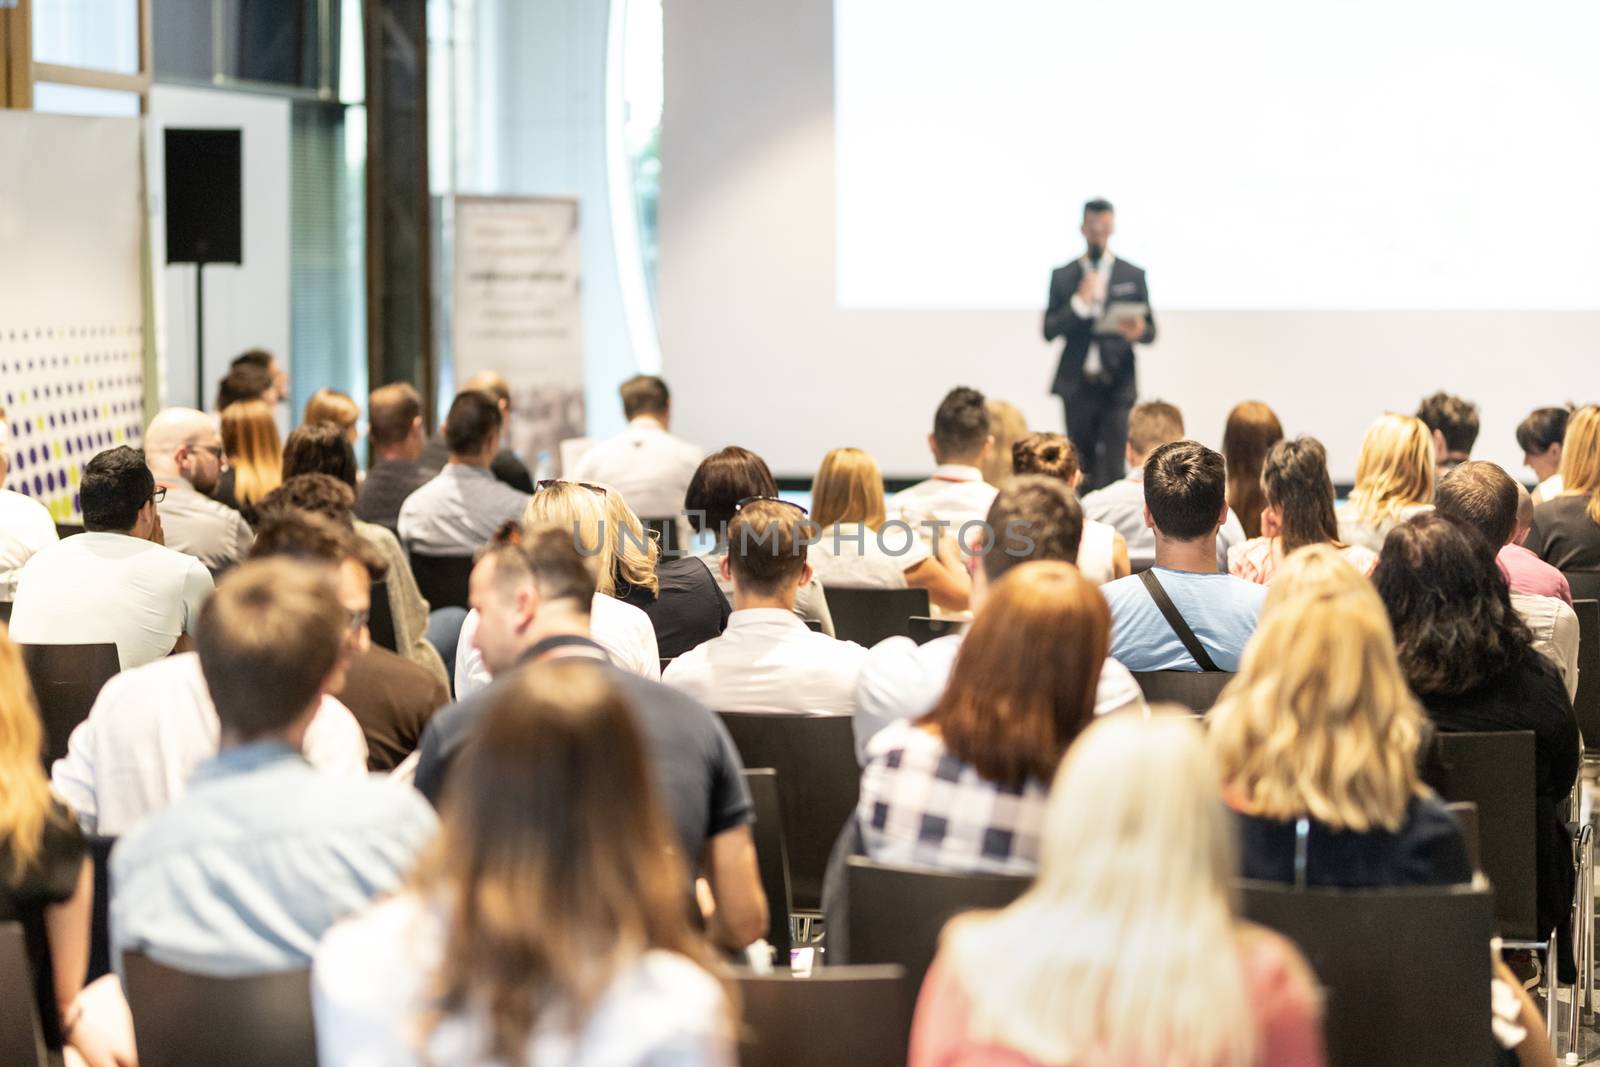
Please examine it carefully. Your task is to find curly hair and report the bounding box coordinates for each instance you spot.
[1372,512,1533,697]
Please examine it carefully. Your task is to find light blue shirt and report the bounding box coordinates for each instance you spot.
[1081,470,1248,569]
[111,740,438,978]
[1102,567,1267,672]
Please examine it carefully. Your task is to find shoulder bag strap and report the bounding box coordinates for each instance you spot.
[1138,569,1221,673]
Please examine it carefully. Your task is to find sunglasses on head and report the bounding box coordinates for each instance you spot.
[536,479,608,497]
[735,495,809,516]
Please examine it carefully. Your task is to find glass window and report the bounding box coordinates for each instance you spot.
[32,82,142,117]
[32,0,142,74]
[618,0,662,311]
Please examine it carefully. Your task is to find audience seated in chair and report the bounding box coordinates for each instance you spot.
[144,408,254,575]
[1526,404,1600,572]
[1504,479,1573,604]
[978,397,1028,488]
[415,371,536,493]
[412,526,766,951]
[213,351,280,413]
[354,382,433,532]
[248,509,448,773]
[9,446,213,670]
[663,498,866,715]
[400,390,532,558]
[300,387,361,447]
[599,487,730,660]
[858,561,1106,876]
[214,398,281,517]
[109,558,436,977]
[1101,441,1266,672]
[1228,437,1379,584]
[889,386,999,554]
[1083,400,1247,569]
[0,626,133,1067]
[1417,390,1480,478]
[1010,432,1130,584]
[0,408,57,605]
[1375,513,1580,979]
[1334,413,1435,553]
[315,660,737,1065]
[911,714,1325,1067]
[807,447,970,609]
[1221,400,1284,541]
[1434,462,1578,698]
[570,374,705,535]
[1519,406,1570,506]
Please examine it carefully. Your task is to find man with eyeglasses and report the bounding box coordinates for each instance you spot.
[144,407,254,574]
[10,446,214,670]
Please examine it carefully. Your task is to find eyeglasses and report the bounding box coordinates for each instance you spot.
[149,486,167,504]
[735,495,809,516]
[537,479,608,497]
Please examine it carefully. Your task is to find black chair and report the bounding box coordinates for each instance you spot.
[366,575,399,653]
[0,922,47,1067]
[1130,557,1154,574]
[0,601,11,624]
[844,856,1030,996]
[1570,599,1600,752]
[1238,882,1496,1067]
[86,834,116,984]
[53,523,84,540]
[744,768,794,961]
[1563,570,1600,603]
[123,953,319,1067]
[734,965,912,1067]
[716,713,858,912]
[1443,801,1481,875]
[823,587,930,647]
[1131,670,1235,713]
[407,552,474,611]
[907,615,965,645]
[18,642,120,766]
[641,516,681,555]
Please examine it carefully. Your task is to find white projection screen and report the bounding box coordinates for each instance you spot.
[659,0,1600,480]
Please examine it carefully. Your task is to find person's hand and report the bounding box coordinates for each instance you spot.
[1116,315,1146,342]
[66,1019,137,1067]
[1076,270,1106,305]
[148,510,165,546]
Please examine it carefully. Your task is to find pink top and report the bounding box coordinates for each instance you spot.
[909,928,1326,1067]
[1498,543,1573,605]
[1227,537,1379,586]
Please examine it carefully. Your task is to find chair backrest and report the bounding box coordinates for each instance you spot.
[1420,730,1538,939]
[716,712,858,911]
[1571,599,1600,749]
[407,552,474,611]
[734,965,912,1067]
[86,834,117,985]
[845,856,1031,996]
[743,768,793,961]
[0,601,11,623]
[1564,570,1600,603]
[1238,882,1496,1067]
[0,923,47,1067]
[641,516,681,555]
[366,575,399,653]
[123,953,319,1067]
[54,523,85,540]
[1131,670,1235,713]
[822,587,930,647]
[18,642,120,766]
[907,615,965,645]
[1442,801,1481,875]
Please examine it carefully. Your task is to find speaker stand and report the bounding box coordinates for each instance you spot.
[194,261,207,409]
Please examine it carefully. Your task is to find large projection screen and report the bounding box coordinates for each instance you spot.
[659,0,1600,481]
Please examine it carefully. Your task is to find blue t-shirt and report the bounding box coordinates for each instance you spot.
[1102,567,1267,672]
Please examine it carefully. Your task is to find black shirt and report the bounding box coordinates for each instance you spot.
[413,637,752,864]
[1234,794,1472,889]
[417,435,535,494]
[1526,493,1600,572]
[334,645,451,772]
[619,556,732,661]
[354,458,434,533]
[0,801,86,1050]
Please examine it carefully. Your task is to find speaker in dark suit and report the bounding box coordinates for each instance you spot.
[1042,199,1156,492]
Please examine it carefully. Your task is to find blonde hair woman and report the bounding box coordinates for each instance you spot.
[218,398,282,512]
[0,627,131,1066]
[1527,404,1600,571]
[911,714,1325,1067]
[302,388,361,445]
[809,448,970,610]
[1211,548,1471,886]
[1334,414,1434,553]
[979,398,1028,486]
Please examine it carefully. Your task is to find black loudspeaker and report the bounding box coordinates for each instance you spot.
[164,128,243,265]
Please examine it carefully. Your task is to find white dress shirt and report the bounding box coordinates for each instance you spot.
[50,652,368,836]
[397,464,531,557]
[662,608,867,715]
[853,633,1146,763]
[808,521,931,591]
[453,595,662,698]
[1076,518,1120,586]
[569,416,705,521]
[1081,469,1247,569]
[1533,473,1565,507]
[890,465,999,551]
[8,531,214,669]
[313,894,733,1067]
[0,488,57,601]
[1511,591,1580,701]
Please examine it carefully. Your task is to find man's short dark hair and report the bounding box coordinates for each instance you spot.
[726,500,808,597]
[197,559,346,742]
[216,362,273,411]
[932,387,990,462]
[1435,461,1519,550]
[368,382,422,449]
[619,375,670,420]
[254,473,357,525]
[80,446,154,532]
[1416,392,1480,455]
[444,390,503,456]
[1516,406,1571,456]
[484,523,598,611]
[232,349,274,371]
[283,423,359,490]
[1083,198,1114,218]
[249,506,387,579]
[1144,441,1227,541]
[983,475,1083,583]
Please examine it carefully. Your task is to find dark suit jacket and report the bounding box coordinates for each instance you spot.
[1042,256,1156,398]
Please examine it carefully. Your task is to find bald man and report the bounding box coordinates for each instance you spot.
[416,373,536,493]
[145,407,254,574]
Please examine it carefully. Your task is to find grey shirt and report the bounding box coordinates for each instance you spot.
[157,478,254,575]
[396,463,531,557]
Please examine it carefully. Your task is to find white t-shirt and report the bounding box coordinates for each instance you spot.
[0,489,58,601]
[808,521,931,591]
[453,595,661,698]
[8,531,213,669]
[662,607,867,715]
[569,416,705,521]
[1076,518,1120,586]
[890,465,999,551]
